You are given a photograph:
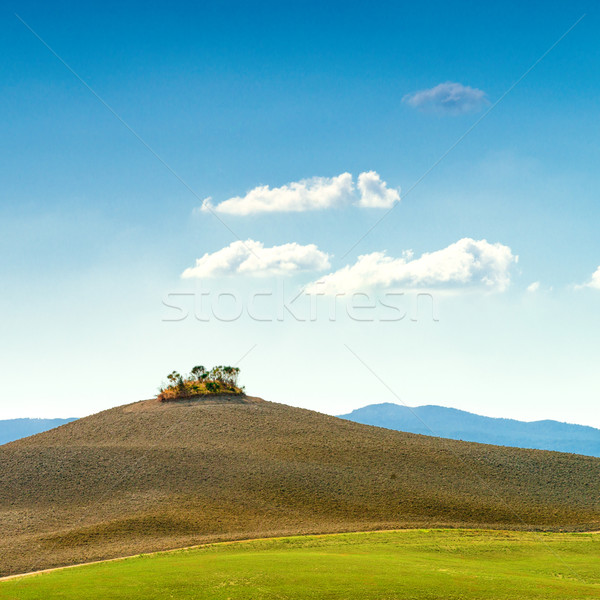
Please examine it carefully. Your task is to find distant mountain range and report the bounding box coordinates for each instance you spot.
[338,404,600,457]
[0,418,77,446]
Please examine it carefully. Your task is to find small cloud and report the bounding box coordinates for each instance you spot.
[357,171,400,208]
[182,240,331,278]
[403,82,489,115]
[198,171,399,215]
[306,238,517,295]
[527,281,540,293]
[576,266,600,290]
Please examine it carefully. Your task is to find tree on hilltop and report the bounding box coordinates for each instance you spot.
[157,363,243,402]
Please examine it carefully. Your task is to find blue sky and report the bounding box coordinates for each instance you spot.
[1,1,599,426]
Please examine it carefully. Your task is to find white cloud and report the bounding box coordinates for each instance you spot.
[307,238,517,294]
[403,82,489,115]
[199,171,399,215]
[357,171,400,208]
[577,266,600,290]
[181,240,331,278]
[201,173,354,215]
[527,281,540,293]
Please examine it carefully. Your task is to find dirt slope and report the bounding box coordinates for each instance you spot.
[1,395,599,576]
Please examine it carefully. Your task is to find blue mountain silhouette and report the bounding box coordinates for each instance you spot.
[0,418,77,446]
[339,404,600,457]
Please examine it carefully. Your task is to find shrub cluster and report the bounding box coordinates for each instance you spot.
[157,365,242,401]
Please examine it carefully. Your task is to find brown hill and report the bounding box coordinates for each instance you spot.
[1,395,599,576]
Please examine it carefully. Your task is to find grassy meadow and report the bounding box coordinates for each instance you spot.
[2,529,599,599]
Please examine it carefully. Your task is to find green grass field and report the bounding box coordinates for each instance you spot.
[1,530,599,599]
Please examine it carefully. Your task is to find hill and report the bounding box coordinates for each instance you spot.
[0,418,77,446]
[1,395,599,576]
[339,404,600,457]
